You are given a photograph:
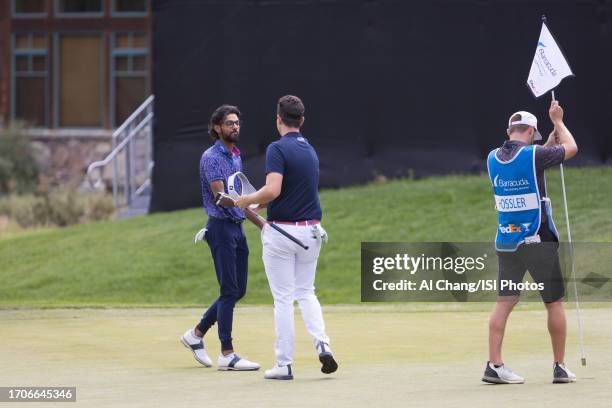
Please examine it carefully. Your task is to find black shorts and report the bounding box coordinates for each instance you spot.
[497,223,565,303]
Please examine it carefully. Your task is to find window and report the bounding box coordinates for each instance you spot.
[56,33,104,127]
[8,3,151,129]
[112,32,149,126]
[12,33,48,127]
[12,0,47,16]
[56,0,102,14]
[113,0,147,14]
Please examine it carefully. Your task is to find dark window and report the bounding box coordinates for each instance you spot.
[16,78,46,126]
[13,0,47,14]
[12,33,48,127]
[15,56,29,71]
[132,55,146,71]
[58,0,102,13]
[32,55,46,71]
[112,32,149,126]
[114,0,146,13]
[115,77,146,123]
[115,56,129,72]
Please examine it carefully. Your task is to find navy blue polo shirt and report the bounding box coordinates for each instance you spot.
[265,132,322,222]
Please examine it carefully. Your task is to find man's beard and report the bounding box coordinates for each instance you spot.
[220,129,239,143]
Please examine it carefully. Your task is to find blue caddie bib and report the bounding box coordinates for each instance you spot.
[487,145,543,251]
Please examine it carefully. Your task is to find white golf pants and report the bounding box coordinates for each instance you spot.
[261,223,330,366]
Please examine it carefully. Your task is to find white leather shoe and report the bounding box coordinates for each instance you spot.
[217,353,260,371]
[482,361,525,384]
[180,329,212,367]
[264,364,294,380]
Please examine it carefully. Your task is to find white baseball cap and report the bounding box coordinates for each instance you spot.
[508,111,542,141]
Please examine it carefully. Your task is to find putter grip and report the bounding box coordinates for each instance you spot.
[215,192,235,207]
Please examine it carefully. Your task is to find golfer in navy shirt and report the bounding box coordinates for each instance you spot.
[180,105,260,371]
[236,95,338,380]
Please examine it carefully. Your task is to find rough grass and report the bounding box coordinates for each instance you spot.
[0,166,610,306]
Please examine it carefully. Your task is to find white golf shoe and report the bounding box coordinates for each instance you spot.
[315,340,338,374]
[553,362,577,383]
[217,353,260,371]
[180,328,212,367]
[264,364,294,380]
[482,361,525,384]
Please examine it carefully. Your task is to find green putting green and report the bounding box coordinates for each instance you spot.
[1,305,610,407]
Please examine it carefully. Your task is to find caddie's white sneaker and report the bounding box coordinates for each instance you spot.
[553,362,577,383]
[217,353,260,371]
[315,340,338,374]
[264,364,294,380]
[482,361,525,384]
[180,329,212,367]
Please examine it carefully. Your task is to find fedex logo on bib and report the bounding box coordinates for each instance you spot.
[494,193,539,212]
[499,223,531,234]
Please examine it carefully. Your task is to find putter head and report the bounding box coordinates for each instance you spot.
[215,192,236,207]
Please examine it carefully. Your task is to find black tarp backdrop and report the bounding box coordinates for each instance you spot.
[151,0,611,212]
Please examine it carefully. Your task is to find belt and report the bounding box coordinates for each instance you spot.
[269,219,320,226]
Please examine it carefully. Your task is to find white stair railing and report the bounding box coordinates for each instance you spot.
[87,95,154,210]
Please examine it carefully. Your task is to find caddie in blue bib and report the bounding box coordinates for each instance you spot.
[487,145,558,251]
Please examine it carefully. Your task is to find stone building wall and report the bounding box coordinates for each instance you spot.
[27,130,114,190]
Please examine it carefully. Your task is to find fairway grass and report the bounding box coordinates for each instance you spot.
[1,306,610,407]
[0,166,610,306]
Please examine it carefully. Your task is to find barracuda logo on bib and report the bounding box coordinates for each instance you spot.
[493,174,530,189]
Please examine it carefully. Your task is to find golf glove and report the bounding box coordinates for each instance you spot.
[194,227,207,244]
[311,224,328,244]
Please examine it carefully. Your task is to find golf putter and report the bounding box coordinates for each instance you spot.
[215,192,309,250]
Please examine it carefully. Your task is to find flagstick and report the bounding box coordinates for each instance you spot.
[551,91,586,366]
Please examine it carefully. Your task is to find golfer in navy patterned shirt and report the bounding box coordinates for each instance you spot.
[180,105,260,371]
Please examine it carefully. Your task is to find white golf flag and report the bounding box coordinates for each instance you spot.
[526,22,574,98]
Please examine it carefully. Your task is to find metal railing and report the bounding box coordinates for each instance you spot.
[87,95,154,210]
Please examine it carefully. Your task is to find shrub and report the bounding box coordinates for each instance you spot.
[0,123,40,195]
[0,189,114,230]
[44,188,85,227]
[0,194,40,227]
[86,193,116,222]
